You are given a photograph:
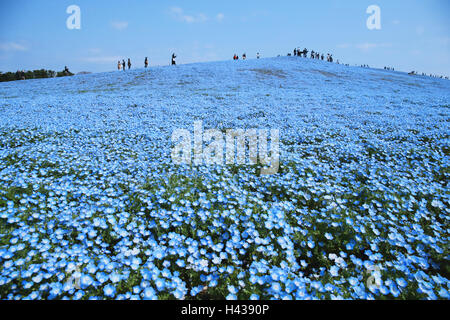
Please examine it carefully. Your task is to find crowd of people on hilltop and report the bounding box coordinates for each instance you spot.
[292,48,338,64]
[289,47,448,79]
[408,71,448,79]
[110,50,448,80]
[233,53,259,60]
[117,54,177,71]
[117,59,132,71]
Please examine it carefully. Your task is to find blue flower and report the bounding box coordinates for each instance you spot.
[330,266,339,277]
[143,287,157,300]
[80,274,94,289]
[226,294,237,300]
[396,278,408,288]
[103,284,116,298]
[271,282,282,292]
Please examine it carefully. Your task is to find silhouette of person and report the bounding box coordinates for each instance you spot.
[128,59,131,70]
[172,53,177,65]
[118,61,122,71]
[145,57,149,68]
[122,60,126,71]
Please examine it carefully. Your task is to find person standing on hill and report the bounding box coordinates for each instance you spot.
[122,60,126,71]
[118,61,122,71]
[128,59,132,70]
[145,57,149,68]
[172,53,177,65]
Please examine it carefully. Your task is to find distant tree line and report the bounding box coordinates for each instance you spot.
[0,68,74,82]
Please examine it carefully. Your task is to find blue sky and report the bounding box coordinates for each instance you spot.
[0,0,449,75]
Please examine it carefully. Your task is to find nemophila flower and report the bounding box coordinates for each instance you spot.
[96,272,108,284]
[228,285,238,294]
[379,285,390,295]
[73,290,84,300]
[103,285,116,298]
[271,282,282,293]
[176,260,185,267]
[325,233,334,240]
[109,273,121,283]
[396,278,408,288]
[131,257,142,270]
[49,284,63,298]
[173,288,185,300]
[209,279,218,287]
[438,288,449,299]
[32,275,43,284]
[155,279,165,291]
[226,294,237,300]
[142,287,156,300]
[80,274,94,289]
[330,266,340,277]
[389,284,400,298]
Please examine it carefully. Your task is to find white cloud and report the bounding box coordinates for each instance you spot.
[437,37,450,46]
[356,43,379,51]
[111,21,129,30]
[83,56,121,64]
[337,43,392,52]
[240,10,269,22]
[216,13,225,22]
[88,48,102,54]
[0,42,28,52]
[170,7,208,23]
[416,26,425,36]
[356,43,392,51]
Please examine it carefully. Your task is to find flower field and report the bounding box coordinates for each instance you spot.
[0,57,449,300]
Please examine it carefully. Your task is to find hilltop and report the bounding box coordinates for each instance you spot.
[0,57,449,300]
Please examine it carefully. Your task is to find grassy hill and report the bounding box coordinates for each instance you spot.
[0,57,449,300]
